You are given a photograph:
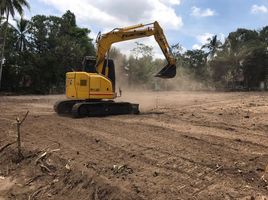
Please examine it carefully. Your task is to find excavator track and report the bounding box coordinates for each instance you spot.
[54,100,139,118]
[54,100,79,115]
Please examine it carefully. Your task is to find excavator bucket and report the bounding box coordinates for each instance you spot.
[155,64,176,78]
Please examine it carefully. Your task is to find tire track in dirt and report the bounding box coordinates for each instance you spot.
[57,116,267,199]
[1,92,268,199]
[18,116,231,199]
[109,115,268,155]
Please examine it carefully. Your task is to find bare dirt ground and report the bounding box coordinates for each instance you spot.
[0,91,268,200]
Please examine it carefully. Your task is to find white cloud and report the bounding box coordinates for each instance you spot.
[191,6,215,17]
[39,0,182,58]
[181,46,187,53]
[192,44,201,50]
[114,37,166,59]
[251,5,268,14]
[9,19,17,28]
[218,33,225,43]
[160,0,181,5]
[197,33,214,45]
[39,0,183,30]
[191,33,214,50]
[149,0,183,30]
[88,30,98,41]
[40,0,120,28]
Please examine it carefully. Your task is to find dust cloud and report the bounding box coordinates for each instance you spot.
[111,55,216,112]
[114,60,214,92]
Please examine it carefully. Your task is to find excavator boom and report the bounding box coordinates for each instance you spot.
[95,21,176,78]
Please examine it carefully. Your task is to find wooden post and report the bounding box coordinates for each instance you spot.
[16,111,29,158]
[16,119,21,157]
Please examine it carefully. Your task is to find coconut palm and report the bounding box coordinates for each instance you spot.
[0,16,5,49]
[202,35,222,58]
[0,16,5,26]
[13,17,30,51]
[0,17,5,48]
[0,0,30,88]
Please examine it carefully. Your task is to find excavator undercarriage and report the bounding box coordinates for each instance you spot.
[54,100,139,118]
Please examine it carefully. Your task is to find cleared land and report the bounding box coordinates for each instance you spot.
[0,91,268,200]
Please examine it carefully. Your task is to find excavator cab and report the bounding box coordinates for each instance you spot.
[83,56,116,92]
[82,56,97,73]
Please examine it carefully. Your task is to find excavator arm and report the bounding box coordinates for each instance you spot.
[95,21,176,78]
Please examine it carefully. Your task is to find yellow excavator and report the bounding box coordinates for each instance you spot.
[54,21,176,117]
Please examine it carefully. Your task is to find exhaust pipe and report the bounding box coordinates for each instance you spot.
[155,64,176,78]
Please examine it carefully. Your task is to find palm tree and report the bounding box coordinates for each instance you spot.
[13,17,30,51]
[0,0,30,88]
[214,39,264,88]
[0,16,5,51]
[0,16,4,48]
[202,35,222,59]
[0,16,5,26]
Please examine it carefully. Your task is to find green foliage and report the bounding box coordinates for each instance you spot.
[171,43,183,58]
[209,28,268,90]
[202,35,222,58]
[127,42,159,89]
[131,42,153,58]
[13,17,30,51]
[260,26,268,44]
[108,47,128,88]
[1,5,268,93]
[243,46,268,89]
[1,10,95,93]
[0,0,30,17]
[0,16,4,26]
[0,0,30,89]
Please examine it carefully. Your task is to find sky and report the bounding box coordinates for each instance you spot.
[21,0,268,57]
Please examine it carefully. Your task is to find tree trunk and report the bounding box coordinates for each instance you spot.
[0,11,9,89]
[17,121,22,157]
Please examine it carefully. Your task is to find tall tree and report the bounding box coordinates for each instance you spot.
[260,26,268,44]
[128,42,155,88]
[171,43,183,58]
[131,42,153,58]
[0,16,4,26]
[0,16,4,54]
[0,0,30,88]
[13,17,30,51]
[243,46,268,89]
[210,28,265,89]
[23,11,95,93]
[202,35,222,59]
[183,49,208,80]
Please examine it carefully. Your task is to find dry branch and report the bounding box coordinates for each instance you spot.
[35,149,60,165]
[17,111,29,125]
[35,152,47,165]
[25,175,44,186]
[0,141,16,153]
[16,111,29,158]
[28,185,49,200]
[39,163,51,173]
